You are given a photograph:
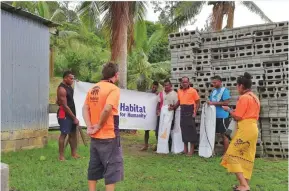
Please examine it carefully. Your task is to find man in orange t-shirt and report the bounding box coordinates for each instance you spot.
[82,63,123,191]
[171,76,200,156]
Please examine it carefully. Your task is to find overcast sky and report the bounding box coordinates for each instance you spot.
[146,1,289,31]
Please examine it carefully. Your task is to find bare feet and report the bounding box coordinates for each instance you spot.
[140,146,148,151]
[186,152,193,157]
[59,155,65,161]
[72,154,81,159]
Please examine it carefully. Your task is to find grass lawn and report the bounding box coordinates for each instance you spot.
[2,131,288,191]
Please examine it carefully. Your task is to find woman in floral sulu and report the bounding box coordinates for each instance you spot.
[222,72,260,191]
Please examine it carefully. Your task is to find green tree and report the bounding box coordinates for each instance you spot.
[78,1,148,89]
[127,21,169,91]
[144,21,170,63]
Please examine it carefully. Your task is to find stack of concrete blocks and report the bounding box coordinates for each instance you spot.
[168,21,288,157]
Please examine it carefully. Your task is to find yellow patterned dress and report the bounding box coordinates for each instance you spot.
[221,92,260,180]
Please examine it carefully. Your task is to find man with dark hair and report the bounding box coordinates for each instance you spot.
[156,79,178,153]
[140,81,159,151]
[57,71,79,161]
[83,62,123,191]
[171,76,200,156]
[208,75,231,155]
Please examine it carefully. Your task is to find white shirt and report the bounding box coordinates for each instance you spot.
[157,90,178,106]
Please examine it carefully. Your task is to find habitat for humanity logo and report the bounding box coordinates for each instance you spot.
[119,103,147,119]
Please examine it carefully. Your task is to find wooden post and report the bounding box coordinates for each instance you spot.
[49,46,54,80]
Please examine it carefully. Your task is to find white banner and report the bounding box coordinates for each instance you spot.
[74,81,158,130]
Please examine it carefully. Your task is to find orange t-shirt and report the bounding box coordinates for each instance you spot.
[84,81,120,139]
[177,87,200,105]
[234,92,260,120]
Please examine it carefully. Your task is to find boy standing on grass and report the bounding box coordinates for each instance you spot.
[82,62,123,191]
[140,81,159,151]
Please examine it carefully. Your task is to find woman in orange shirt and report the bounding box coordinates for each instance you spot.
[222,72,260,191]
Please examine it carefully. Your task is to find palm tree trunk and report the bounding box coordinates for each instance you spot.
[226,2,235,29]
[212,2,224,31]
[111,2,130,89]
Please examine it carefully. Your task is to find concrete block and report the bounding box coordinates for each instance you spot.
[254,30,273,37]
[273,27,288,36]
[263,61,284,68]
[256,23,277,30]
[253,36,272,44]
[236,51,254,58]
[265,73,284,81]
[1,163,9,191]
[265,68,285,74]
[280,134,288,142]
[275,21,289,28]
[219,34,236,41]
[261,54,288,62]
[255,49,273,56]
[169,31,201,41]
[273,35,288,42]
[196,54,211,60]
[270,123,288,130]
[254,43,273,49]
[274,47,288,54]
[236,38,253,46]
[236,31,254,39]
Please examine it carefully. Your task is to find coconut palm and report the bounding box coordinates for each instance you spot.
[171,1,272,31]
[78,1,148,89]
[11,1,66,22]
[127,21,169,91]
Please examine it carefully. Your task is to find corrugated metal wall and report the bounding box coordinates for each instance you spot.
[1,10,49,131]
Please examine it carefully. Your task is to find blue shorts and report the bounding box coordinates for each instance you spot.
[58,117,76,135]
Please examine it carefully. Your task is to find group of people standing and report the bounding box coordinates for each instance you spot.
[140,73,260,191]
[56,61,260,191]
[141,75,230,157]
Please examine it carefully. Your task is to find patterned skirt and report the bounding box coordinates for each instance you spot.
[221,119,258,179]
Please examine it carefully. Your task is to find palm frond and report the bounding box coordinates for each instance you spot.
[128,2,148,53]
[37,1,50,18]
[146,28,163,54]
[134,21,147,50]
[50,8,65,21]
[11,1,36,13]
[240,1,272,23]
[130,1,148,22]
[58,31,79,38]
[77,1,100,31]
[170,1,205,30]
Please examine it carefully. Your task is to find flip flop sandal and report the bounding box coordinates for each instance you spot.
[233,188,250,191]
[232,185,238,189]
